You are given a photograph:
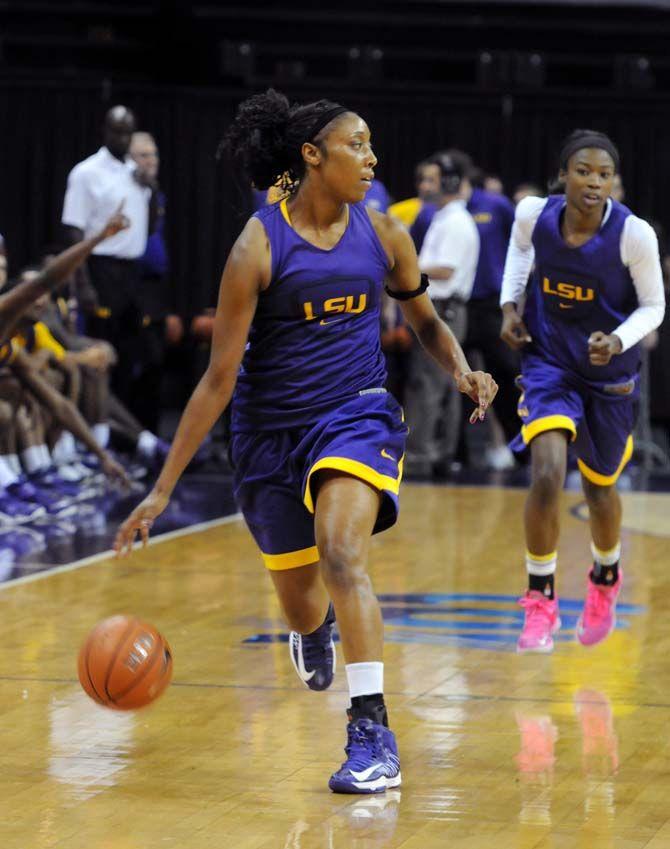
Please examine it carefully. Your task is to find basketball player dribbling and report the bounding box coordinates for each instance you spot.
[114,89,497,793]
[500,129,665,654]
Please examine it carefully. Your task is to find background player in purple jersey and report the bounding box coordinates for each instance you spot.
[500,129,665,654]
[114,89,497,794]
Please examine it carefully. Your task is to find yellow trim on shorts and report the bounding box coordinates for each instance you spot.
[577,435,634,487]
[262,545,320,571]
[521,414,577,445]
[303,456,404,515]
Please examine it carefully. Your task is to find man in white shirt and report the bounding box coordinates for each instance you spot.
[404,153,480,478]
[61,105,154,411]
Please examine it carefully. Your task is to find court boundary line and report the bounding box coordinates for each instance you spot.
[0,512,243,592]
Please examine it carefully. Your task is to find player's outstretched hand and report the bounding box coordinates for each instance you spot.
[456,371,499,423]
[100,453,131,489]
[500,307,532,350]
[588,331,622,366]
[99,201,130,240]
[114,489,170,558]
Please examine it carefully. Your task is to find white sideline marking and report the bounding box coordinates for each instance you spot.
[0,513,243,591]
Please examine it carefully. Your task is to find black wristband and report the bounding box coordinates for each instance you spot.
[384,273,429,301]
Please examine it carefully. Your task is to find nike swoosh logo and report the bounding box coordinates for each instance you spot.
[559,303,573,310]
[319,317,345,326]
[380,449,395,461]
[350,763,386,782]
[292,634,315,682]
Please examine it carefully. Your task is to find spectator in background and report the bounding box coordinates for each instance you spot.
[61,105,154,423]
[484,174,505,195]
[412,151,522,468]
[387,159,428,229]
[362,178,391,213]
[513,183,544,206]
[611,174,625,203]
[128,131,184,432]
[404,152,479,479]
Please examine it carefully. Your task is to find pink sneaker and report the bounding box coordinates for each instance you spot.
[517,590,561,653]
[576,569,623,647]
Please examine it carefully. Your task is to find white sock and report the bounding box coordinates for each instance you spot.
[92,423,110,449]
[0,458,18,488]
[526,550,557,577]
[6,454,21,475]
[591,541,621,567]
[20,445,46,475]
[41,444,53,470]
[52,432,77,465]
[345,662,384,699]
[137,430,158,458]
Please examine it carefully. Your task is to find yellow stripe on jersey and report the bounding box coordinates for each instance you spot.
[280,198,349,230]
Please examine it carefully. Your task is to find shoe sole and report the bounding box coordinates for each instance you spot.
[289,633,336,690]
[0,509,47,525]
[329,772,402,794]
[516,617,562,654]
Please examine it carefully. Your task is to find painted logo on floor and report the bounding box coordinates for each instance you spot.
[243,593,645,652]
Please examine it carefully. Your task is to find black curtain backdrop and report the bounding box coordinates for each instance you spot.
[1,78,669,317]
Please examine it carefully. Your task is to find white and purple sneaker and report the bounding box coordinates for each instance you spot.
[8,478,76,516]
[289,602,336,691]
[0,527,47,560]
[0,491,46,525]
[329,718,401,794]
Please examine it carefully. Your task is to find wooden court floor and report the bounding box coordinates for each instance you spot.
[1,482,670,849]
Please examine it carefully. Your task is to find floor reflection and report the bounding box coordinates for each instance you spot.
[514,688,620,832]
[48,689,136,802]
[281,792,402,849]
[575,688,619,824]
[515,711,558,826]
[331,790,402,844]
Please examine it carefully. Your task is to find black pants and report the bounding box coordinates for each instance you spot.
[86,255,144,408]
[463,296,521,442]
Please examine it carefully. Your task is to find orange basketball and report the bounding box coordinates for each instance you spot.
[77,615,173,710]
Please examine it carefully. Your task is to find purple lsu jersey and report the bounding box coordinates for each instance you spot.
[524,196,640,384]
[231,200,390,432]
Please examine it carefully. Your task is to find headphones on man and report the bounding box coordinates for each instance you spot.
[435,153,463,194]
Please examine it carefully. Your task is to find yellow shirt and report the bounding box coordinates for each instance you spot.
[0,339,18,366]
[13,321,65,361]
[387,197,422,228]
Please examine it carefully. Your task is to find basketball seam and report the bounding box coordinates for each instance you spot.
[84,640,106,705]
[103,617,139,704]
[112,635,169,704]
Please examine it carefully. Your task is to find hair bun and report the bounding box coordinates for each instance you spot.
[220,89,292,190]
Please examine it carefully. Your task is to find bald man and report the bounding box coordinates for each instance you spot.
[61,105,155,415]
[127,132,182,431]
